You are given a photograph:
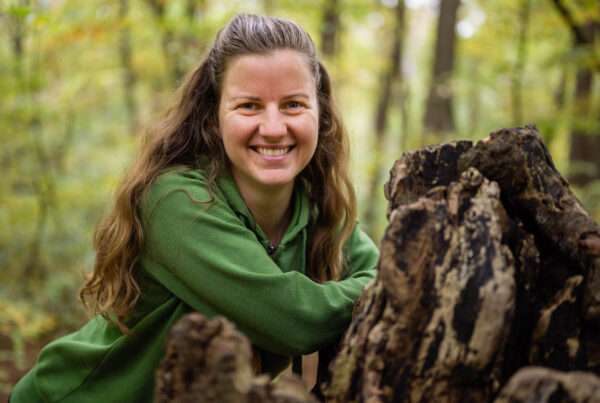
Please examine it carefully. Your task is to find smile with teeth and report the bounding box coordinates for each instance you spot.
[253,146,292,156]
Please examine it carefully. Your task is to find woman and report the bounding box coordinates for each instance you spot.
[11,14,379,402]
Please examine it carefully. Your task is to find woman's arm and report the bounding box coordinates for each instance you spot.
[140,171,379,356]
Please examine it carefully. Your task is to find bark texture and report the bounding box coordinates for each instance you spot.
[325,124,600,402]
[494,366,600,403]
[154,313,316,403]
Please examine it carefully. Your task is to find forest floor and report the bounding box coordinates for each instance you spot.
[0,333,55,401]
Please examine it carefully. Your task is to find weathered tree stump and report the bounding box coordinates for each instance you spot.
[154,313,316,402]
[155,125,600,402]
[493,366,600,403]
[325,124,600,402]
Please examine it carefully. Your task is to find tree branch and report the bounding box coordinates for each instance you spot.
[550,0,593,44]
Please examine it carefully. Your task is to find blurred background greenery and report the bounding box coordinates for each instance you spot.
[1,0,599,396]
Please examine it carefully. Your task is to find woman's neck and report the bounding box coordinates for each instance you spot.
[234,179,294,246]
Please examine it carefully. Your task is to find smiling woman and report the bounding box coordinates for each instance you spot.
[219,49,319,244]
[9,14,379,402]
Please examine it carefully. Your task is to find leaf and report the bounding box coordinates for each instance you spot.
[6,6,31,19]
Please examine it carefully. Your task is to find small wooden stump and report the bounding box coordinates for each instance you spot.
[154,313,317,402]
[494,366,600,403]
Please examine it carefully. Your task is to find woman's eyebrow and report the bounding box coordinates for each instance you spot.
[283,92,310,100]
[228,93,310,101]
[230,95,261,101]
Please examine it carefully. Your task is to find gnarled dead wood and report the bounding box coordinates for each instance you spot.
[154,313,317,403]
[494,366,600,403]
[328,169,517,402]
[325,124,600,402]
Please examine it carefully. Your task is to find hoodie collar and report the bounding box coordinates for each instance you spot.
[215,174,311,245]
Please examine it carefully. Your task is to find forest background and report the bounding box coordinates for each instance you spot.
[1,0,600,397]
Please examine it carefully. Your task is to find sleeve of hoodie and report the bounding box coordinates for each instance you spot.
[140,170,379,357]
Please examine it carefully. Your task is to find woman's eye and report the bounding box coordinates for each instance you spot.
[239,102,258,110]
[286,101,302,109]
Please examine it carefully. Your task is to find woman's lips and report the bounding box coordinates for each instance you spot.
[252,146,293,156]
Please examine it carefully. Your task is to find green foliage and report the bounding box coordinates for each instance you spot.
[0,300,58,345]
[574,180,600,223]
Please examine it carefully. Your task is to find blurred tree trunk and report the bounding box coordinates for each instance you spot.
[363,1,406,232]
[182,0,207,78]
[570,54,599,185]
[119,0,138,135]
[466,62,481,136]
[552,0,600,186]
[553,68,568,110]
[5,1,57,285]
[146,0,205,87]
[423,0,460,134]
[186,0,205,22]
[6,0,27,80]
[145,0,182,84]
[511,0,532,126]
[321,0,340,57]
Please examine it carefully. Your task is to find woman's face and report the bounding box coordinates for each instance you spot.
[218,49,319,197]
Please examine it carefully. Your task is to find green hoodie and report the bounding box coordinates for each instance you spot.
[11,168,379,402]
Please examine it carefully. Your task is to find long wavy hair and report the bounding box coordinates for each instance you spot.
[79,14,357,335]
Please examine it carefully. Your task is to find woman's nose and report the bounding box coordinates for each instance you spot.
[259,106,286,138]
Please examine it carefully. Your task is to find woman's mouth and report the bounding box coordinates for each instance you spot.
[253,146,293,156]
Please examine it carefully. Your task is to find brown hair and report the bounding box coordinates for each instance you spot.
[79,14,357,335]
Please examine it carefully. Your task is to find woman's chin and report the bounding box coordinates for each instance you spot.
[256,177,295,190]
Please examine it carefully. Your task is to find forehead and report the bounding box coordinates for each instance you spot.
[220,49,316,94]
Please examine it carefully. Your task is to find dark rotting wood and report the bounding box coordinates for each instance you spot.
[154,313,317,402]
[324,124,600,402]
[328,168,516,402]
[493,366,600,403]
